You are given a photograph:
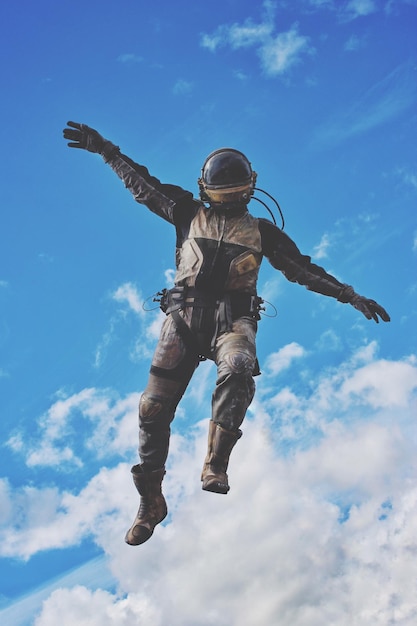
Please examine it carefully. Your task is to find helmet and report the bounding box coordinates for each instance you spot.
[198,148,257,205]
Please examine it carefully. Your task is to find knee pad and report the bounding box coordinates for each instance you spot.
[139,393,174,431]
[139,393,164,419]
[223,350,255,375]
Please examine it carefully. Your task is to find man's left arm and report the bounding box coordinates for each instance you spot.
[259,219,390,323]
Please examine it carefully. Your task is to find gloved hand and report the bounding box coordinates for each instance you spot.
[63,121,106,153]
[338,284,390,323]
[63,121,119,162]
[350,294,390,323]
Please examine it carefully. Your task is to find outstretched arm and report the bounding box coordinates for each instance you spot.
[336,285,390,323]
[259,219,390,324]
[63,121,195,224]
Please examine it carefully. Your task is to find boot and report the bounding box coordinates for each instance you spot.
[125,466,167,546]
[201,421,242,494]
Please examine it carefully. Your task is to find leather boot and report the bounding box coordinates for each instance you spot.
[125,466,167,546]
[201,420,242,494]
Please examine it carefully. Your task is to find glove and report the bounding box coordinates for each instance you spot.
[63,121,118,159]
[63,121,105,152]
[338,285,390,323]
[350,295,390,323]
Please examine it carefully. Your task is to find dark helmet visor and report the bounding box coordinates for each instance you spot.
[202,149,253,189]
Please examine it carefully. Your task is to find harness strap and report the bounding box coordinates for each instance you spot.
[159,286,263,363]
[170,307,207,361]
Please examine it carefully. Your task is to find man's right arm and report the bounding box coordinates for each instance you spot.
[63,121,195,224]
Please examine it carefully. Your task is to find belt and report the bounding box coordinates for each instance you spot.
[157,286,263,361]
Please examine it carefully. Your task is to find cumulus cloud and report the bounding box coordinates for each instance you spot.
[264,341,307,376]
[0,464,131,559]
[34,586,160,626]
[259,26,313,75]
[6,388,139,469]
[200,3,314,77]
[2,343,416,624]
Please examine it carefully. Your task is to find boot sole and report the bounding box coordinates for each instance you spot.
[202,481,230,495]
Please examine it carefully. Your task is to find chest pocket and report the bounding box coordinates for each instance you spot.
[225,250,261,291]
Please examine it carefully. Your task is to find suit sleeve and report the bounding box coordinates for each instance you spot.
[259,219,350,300]
[104,149,195,224]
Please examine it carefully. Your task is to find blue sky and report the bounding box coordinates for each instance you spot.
[1,0,416,624]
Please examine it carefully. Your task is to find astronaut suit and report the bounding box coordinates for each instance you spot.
[63,122,390,546]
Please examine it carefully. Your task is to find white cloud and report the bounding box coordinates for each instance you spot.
[173,79,193,96]
[264,341,307,376]
[259,26,313,76]
[308,0,335,6]
[396,166,417,189]
[112,282,143,315]
[164,268,175,286]
[6,388,139,469]
[2,345,417,624]
[200,4,313,77]
[117,53,143,64]
[201,21,271,52]
[312,232,332,259]
[95,281,160,367]
[345,0,377,19]
[340,357,417,408]
[344,33,366,51]
[34,586,161,626]
[234,69,249,81]
[94,317,119,369]
[315,328,342,351]
[0,279,8,288]
[0,464,131,559]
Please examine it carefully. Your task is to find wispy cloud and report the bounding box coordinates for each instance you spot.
[117,53,143,64]
[93,283,148,367]
[344,33,366,51]
[343,0,378,20]
[396,166,417,190]
[344,0,377,19]
[312,232,332,259]
[312,62,417,148]
[172,79,193,96]
[200,2,314,77]
[112,282,144,315]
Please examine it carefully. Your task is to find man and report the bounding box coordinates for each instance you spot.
[63,121,390,546]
